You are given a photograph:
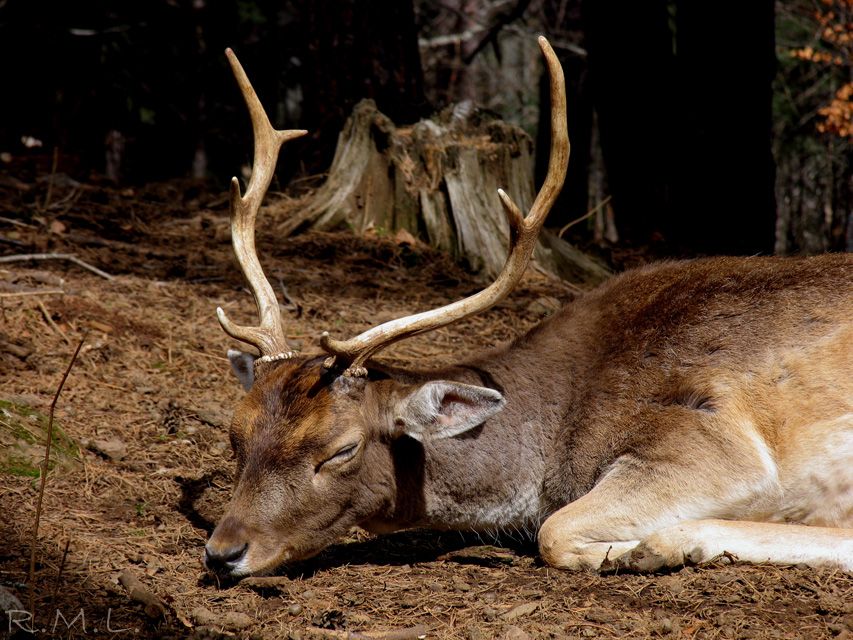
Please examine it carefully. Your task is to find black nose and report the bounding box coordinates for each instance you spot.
[204,542,248,573]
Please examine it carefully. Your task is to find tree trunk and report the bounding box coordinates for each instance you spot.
[582,0,674,243]
[279,99,610,285]
[672,0,777,254]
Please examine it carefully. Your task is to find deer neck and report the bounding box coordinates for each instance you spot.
[363,347,575,536]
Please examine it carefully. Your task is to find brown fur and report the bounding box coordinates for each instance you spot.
[205,255,853,576]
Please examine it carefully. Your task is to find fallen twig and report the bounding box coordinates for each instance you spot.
[0,339,33,359]
[118,569,167,619]
[63,232,178,258]
[278,268,302,315]
[0,289,65,298]
[306,626,429,640]
[36,299,70,344]
[0,233,25,246]
[29,337,85,616]
[0,216,37,228]
[0,253,115,281]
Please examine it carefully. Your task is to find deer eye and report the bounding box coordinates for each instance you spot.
[316,443,359,473]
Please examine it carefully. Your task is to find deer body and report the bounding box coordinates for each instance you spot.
[209,255,853,575]
[203,40,853,576]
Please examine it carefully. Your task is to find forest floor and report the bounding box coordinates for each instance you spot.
[1,160,853,640]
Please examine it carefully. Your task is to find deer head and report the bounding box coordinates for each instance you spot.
[204,37,568,577]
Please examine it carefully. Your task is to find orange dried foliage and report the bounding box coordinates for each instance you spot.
[791,0,853,141]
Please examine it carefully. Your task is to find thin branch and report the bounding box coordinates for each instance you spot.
[47,539,71,616]
[43,147,59,212]
[0,253,115,281]
[29,337,85,617]
[0,234,25,247]
[558,195,613,239]
[0,216,37,228]
[461,0,533,64]
[418,28,486,49]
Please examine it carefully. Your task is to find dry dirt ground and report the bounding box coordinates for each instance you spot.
[1,162,853,640]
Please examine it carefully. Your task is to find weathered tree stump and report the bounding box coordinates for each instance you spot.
[279,99,609,284]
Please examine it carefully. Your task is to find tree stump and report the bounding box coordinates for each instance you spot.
[279,99,609,284]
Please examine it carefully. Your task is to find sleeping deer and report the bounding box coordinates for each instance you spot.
[204,37,853,577]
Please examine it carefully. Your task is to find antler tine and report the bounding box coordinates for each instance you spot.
[217,48,308,362]
[321,36,569,377]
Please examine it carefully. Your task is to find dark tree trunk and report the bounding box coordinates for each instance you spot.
[672,1,776,254]
[582,0,675,243]
[537,1,593,230]
[581,0,776,255]
[297,0,427,174]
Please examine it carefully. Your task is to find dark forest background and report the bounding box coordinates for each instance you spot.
[0,0,850,258]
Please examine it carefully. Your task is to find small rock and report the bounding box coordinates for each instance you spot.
[585,607,617,624]
[659,575,684,596]
[504,625,531,640]
[426,582,444,592]
[193,407,233,429]
[501,602,539,620]
[480,592,498,603]
[483,607,498,621]
[191,607,218,626]
[219,611,252,629]
[467,627,488,640]
[87,438,128,461]
[288,603,304,616]
[453,578,472,592]
[0,585,23,615]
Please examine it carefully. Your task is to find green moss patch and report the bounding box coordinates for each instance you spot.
[0,400,80,478]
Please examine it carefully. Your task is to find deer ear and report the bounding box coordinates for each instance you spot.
[228,349,257,392]
[393,381,505,441]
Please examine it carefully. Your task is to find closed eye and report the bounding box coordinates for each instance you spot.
[316,443,359,472]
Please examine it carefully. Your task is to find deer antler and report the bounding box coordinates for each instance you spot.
[321,36,569,377]
[216,48,307,364]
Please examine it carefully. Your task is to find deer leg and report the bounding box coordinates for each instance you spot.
[539,452,853,572]
[537,449,773,571]
[611,519,853,572]
[538,480,654,571]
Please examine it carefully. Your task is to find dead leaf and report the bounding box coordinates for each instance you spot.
[394,228,418,246]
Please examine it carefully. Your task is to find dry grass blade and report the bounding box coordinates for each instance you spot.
[28,337,85,616]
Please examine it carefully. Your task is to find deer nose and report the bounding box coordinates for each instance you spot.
[204,540,248,574]
[205,517,250,574]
